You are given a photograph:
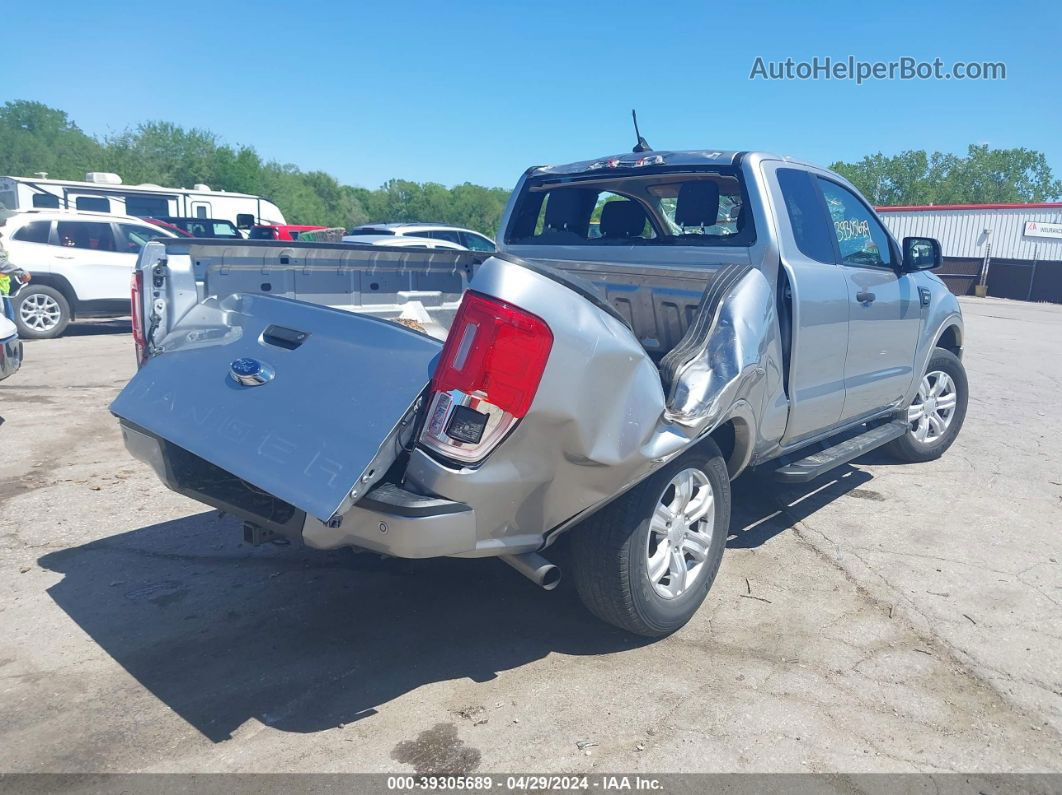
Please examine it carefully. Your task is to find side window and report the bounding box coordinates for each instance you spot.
[816,178,894,268]
[423,229,462,244]
[32,194,60,209]
[777,169,835,264]
[460,231,495,251]
[75,196,111,213]
[124,194,169,217]
[13,220,52,244]
[118,224,158,254]
[56,221,116,252]
[212,223,239,237]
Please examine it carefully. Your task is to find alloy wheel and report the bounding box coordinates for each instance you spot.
[645,467,716,599]
[907,370,958,444]
[19,293,62,332]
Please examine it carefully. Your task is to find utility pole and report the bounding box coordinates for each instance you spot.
[975,228,992,297]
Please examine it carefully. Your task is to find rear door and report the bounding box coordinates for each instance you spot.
[54,220,133,301]
[815,178,922,421]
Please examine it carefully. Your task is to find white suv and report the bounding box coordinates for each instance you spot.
[346,223,495,252]
[0,210,176,339]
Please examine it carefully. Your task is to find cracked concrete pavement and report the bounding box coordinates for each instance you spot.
[0,298,1059,774]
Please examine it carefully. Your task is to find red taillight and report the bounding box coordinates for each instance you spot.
[131,270,146,366]
[421,292,553,463]
[432,291,553,418]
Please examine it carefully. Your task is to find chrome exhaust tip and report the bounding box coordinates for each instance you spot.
[501,551,561,591]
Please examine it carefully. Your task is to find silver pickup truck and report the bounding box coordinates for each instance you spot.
[112,149,967,636]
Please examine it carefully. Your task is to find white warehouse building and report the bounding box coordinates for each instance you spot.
[877,203,1062,303]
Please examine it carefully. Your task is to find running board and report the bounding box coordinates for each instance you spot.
[774,420,907,484]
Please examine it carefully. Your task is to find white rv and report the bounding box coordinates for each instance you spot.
[0,173,286,231]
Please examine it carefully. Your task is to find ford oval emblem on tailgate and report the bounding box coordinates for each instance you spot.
[230,357,274,387]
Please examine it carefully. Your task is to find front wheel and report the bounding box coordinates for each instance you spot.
[570,442,730,637]
[884,347,968,463]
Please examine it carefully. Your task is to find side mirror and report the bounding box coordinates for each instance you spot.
[902,236,941,271]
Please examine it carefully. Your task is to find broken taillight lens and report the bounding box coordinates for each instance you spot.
[131,269,146,367]
[420,291,553,463]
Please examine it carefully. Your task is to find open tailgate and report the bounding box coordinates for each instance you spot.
[110,292,441,523]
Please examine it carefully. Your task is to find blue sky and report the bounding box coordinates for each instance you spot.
[4,0,1060,190]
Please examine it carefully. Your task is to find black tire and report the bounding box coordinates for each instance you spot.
[570,441,730,637]
[884,347,968,463]
[13,285,71,339]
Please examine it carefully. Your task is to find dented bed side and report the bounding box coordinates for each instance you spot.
[304,255,780,557]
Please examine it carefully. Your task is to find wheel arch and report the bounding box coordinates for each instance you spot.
[697,405,755,480]
[935,323,963,356]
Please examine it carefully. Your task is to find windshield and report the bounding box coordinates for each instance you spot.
[505,168,755,247]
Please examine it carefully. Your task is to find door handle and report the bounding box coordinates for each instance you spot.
[856,291,876,305]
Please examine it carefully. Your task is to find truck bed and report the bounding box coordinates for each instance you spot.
[145,239,484,347]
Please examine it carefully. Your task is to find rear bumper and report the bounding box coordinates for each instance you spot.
[0,335,22,381]
[302,482,478,558]
[120,420,479,557]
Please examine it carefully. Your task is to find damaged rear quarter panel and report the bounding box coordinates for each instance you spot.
[403,257,777,556]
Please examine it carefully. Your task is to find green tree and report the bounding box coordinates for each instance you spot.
[102,121,221,188]
[0,100,103,180]
[831,145,1062,206]
[21,100,1062,235]
[0,100,522,235]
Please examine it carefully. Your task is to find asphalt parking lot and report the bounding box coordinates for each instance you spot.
[0,297,1059,774]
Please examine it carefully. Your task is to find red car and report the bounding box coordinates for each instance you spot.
[247,224,326,241]
[144,218,192,237]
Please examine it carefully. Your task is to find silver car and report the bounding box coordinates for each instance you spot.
[112,149,966,636]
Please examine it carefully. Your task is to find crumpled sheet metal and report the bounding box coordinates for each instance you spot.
[664,268,774,433]
[404,258,774,553]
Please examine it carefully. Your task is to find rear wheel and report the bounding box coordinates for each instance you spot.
[571,443,730,637]
[14,285,71,339]
[884,347,968,463]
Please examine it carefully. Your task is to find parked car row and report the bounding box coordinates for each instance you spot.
[0,209,180,339]
[346,223,496,251]
[0,202,497,341]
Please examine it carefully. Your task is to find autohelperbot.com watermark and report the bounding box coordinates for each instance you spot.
[749,56,1006,84]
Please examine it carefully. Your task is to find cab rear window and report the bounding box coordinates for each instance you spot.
[249,227,278,240]
[506,169,755,247]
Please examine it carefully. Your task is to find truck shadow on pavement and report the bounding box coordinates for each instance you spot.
[37,464,875,743]
[37,511,647,743]
[727,465,874,548]
[63,319,132,337]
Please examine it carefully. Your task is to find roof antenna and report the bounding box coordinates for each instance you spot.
[631,109,652,153]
